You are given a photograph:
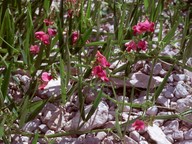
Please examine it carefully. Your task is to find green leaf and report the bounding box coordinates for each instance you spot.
[78,76,85,121]
[26,99,49,123]
[144,0,149,10]
[32,132,39,144]
[85,86,104,121]
[60,58,67,104]
[115,109,122,138]
[1,62,12,98]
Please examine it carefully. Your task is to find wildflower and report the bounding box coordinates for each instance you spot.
[96,51,110,68]
[39,72,52,90]
[35,31,46,40]
[43,19,54,26]
[132,19,154,35]
[71,31,79,45]
[139,19,154,33]
[35,31,50,45]
[30,45,40,54]
[41,34,50,45]
[137,40,148,51]
[125,41,137,52]
[41,72,52,82]
[132,120,145,131]
[92,65,109,82]
[48,28,57,37]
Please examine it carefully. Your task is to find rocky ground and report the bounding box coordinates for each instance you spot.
[7,1,192,144]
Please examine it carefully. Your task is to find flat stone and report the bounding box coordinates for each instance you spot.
[64,102,109,131]
[174,83,189,98]
[124,135,138,144]
[175,140,192,144]
[164,90,174,98]
[146,106,158,116]
[22,119,41,133]
[153,63,162,75]
[164,120,179,131]
[96,132,107,140]
[147,124,171,144]
[129,130,141,142]
[172,130,184,141]
[173,74,186,81]
[157,95,170,107]
[184,128,192,140]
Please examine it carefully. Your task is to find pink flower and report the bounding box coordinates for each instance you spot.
[132,19,154,35]
[41,34,50,45]
[43,19,54,26]
[139,19,154,33]
[92,66,109,82]
[137,40,148,51]
[30,45,40,54]
[132,120,145,131]
[39,72,52,90]
[35,31,50,45]
[96,51,110,68]
[125,41,137,52]
[71,31,79,45]
[48,28,57,37]
[41,72,52,82]
[35,31,46,40]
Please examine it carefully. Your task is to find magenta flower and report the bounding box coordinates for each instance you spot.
[48,28,57,37]
[41,72,52,82]
[92,66,109,82]
[71,31,79,45]
[139,19,154,33]
[96,51,110,68]
[137,40,148,51]
[125,41,137,52]
[132,19,154,35]
[43,19,54,26]
[30,45,40,54]
[35,31,50,45]
[35,31,46,40]
[39,72,52,90]
[132,120,145,131]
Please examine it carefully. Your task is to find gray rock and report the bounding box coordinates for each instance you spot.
[168,75,174,83]
[38,124,49,133]
[22,119,41,132]
[153,63,162,75]
[172,130,184,141]
[164,120,179,131]
[103,121,116,128]
[83,137,101,144]
[45,130,55,135]
[147,124,171,144]
[164,90,174,98]
[139,141,148,144]
[40,77,61,97]
[166,134,174,143]
[157,95,170,107]
[146,106,158,116]
[96,132,107,140]
[176,95,192,112]
[64,102,109,131]
[175,140,192,144]
[129,71,163,89]
[82,86,97,104]
[184,128,192,140]
[129,130,141,142]
[173,74,186,82]
[124,135,138,144]
[174,83,189,98]
[102,136,114,144]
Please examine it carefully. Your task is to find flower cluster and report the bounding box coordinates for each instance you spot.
[125,40,148,52]
[92,51,110,82]
[30,19,57,54]
[133,19,154,35]
[39,72,52,90]
[125,18,154,52]
[132,119,145,131]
